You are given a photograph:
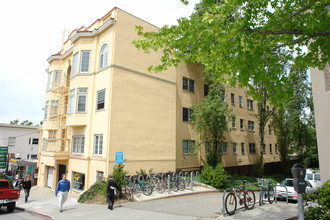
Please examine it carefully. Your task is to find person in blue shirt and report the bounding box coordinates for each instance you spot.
[55,174,70,212]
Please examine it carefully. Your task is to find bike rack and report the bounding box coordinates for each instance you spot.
[222,181,289,217]
[275,184,289,204]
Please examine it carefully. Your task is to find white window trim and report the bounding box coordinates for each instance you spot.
[77,88,88,113]
[94,134,103,156]
[80,50,91,73]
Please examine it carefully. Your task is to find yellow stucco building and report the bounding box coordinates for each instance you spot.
[38,8,279,191]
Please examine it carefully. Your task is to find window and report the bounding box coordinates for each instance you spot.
[182,77,195,92]
[53,70,61,87]
[77,88,88,113]
[8,137,16,146]
[241,143,245,154]
[44,101,49,120]
[94,134,103,156]
[99,44,108,68]
[220,91,225,102]
[50,100,59,117]
[29,138,39,145]
[217,142,227,154]
[72,52,79,76]
[270,144,273,154]
[325,69,330,92]
[275,144,278,153]
[261,144,266,154]
[268,124,272,135]
[182,140,195,155]
[46,72,51,90]
[240,119,244,130]
[96,90,105,110]
[249,143,256,154]
[231,93,235,105]
[68,89,75,114]
[30,154,38,160]
[204,84,209,96]
[80,51,90,72]
[183,107,192,122]
[247,99,253,110]
[205,142,210,153]
[248,121,255,131]
[232,117,236,129]
[232,142,237,154]
[42,138,46,151]
[48,130,57,139]
[73,172,85,191]
[72,136,85,154]
[239,96,243,107]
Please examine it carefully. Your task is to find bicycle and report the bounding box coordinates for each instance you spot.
[258,178,275,205]
[224,180,256,215]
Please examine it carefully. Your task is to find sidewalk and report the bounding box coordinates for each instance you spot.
[16,184,217,220]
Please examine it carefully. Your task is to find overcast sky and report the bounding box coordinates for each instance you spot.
[0,0,199,125]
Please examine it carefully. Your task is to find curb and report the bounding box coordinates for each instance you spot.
[133,189,220,202]
[16,206,52,220]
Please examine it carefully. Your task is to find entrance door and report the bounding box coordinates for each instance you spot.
[46,167,54,188]
[58,164,66,182]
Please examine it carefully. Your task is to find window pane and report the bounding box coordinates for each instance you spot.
[182,77,188,90]
[72,52,79,76]
[68,89,75,114]
[97,90,105,110]
[77,95,86,112]
[100,45,108,68]
[80,51,90,72]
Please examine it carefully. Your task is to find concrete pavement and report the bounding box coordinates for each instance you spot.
[15,186,299,220]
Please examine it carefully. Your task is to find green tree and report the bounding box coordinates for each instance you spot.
[9,119,34,126]
[133,0,329,105]
[273,69,318,169]
[190,83,233,166]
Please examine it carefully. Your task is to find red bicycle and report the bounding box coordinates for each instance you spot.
[224,180,256,215]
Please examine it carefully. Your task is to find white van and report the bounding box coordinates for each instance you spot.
[305,169,321,188]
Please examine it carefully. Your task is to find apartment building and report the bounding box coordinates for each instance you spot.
[0,123,40,161]
[38,7,279,191]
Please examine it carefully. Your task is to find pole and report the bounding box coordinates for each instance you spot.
[298,193,304,220]
[168,175,170,194]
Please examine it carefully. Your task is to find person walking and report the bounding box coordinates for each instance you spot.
[55,174,70,212]
[106,174,118,210]
[22,176,32,203]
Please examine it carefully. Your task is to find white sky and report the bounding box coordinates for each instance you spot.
[0,0,199,125]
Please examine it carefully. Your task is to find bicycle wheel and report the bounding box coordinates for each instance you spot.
[133,184,141,197]
[259,190,264,206]
[244,190,255,210]
[178,179,185,191]
[225,192,237,215]
[157,180,166,193]
[267,187,275,204]
[172,182,179,192]
[143,183,153,196]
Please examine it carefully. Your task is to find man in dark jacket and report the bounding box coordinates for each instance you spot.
[22,176,32,203]
[106,174,118,210]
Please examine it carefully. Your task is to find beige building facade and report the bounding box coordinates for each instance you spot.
[310,65,330,184]
[38,8,279,191]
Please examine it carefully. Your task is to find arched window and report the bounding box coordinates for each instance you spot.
[99,44,108,68]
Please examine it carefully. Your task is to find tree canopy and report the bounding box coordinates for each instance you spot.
[133,0,329,105]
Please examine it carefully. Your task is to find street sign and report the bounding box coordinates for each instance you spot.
[115,152,124,164]
[0,146,8,169]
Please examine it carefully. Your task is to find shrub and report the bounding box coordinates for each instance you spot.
[113,163,128,192]
[305,180,330,220]
[252,158,264,177]
[78,180,107,203]
[201,163,228,189]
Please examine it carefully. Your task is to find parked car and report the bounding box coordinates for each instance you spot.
[0,179,20,212]
[275,178,316,201]
[305,169,321,188]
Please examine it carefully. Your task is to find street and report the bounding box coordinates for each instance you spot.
[9,186,299,220]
